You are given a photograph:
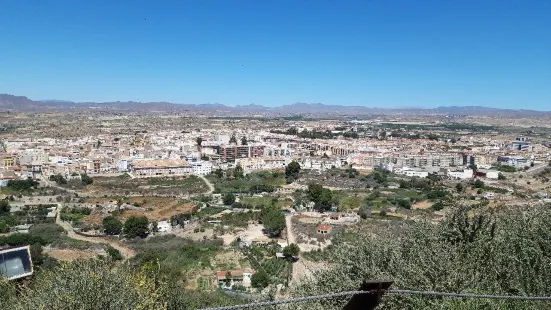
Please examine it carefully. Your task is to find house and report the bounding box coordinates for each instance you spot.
[216,269,254,289]
[486,170,500,179]
[156,220,171,232]
[329,212,341,220]
[316,223,332,235]
[131,159,193,178]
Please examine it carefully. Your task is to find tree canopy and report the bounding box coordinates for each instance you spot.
[285,161,301,184]
[293,205,551,309]
[251,268,270,289]
[283,243,300,259]
[261,205,286,237]
[103,216,123,235]
[0,200,10,213]
[222,193,236,205]
[123,215,149,238]
[307,183,333,212]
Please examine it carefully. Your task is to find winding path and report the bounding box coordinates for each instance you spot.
[198,174,215,195]
[56,212,135,259]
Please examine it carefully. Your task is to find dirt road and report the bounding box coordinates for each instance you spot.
[56,212,135,259]
[198,175,215,194]
[286,214,316,283]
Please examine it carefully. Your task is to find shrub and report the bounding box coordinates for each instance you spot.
[106,246,123,260]
[10,260,166,309]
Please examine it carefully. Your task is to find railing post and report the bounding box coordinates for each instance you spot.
[342,280,393,310]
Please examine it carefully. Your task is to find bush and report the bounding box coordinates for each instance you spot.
[29,223,65,244]
[0,200,10,213]
[6,179,39,191]
[8,260,166,309]
[222,193,236,205]
[293,205,551,309]
[106,246,123,260]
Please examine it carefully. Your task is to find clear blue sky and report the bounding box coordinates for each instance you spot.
[1,0,550,109]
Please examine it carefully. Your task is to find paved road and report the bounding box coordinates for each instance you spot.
[56,212,135,259]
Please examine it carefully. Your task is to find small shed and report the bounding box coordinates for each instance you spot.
[316,223,332,235]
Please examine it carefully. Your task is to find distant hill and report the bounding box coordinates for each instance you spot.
[1,93,550,117]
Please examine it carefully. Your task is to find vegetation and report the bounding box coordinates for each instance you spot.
[283,243,300,259]
[130,235,224,282]
[260,205,286,237]
[60,206,91,222]
[293,205,551,309]
[103,216,123,235]
[123,215,149,238]
[307,183,334,212]
[209,170,285,194]
[50,174,68,185]
[106,246,123,260]
[222,193,236,205]
[6,179,39,191]
[251,268,270,289]
[0,259,239,309]
[285,161,301,183]
[493,164,518,173]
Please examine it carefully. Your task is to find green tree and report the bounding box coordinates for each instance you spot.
[0,200,10,213]
[223,193,236,205]
[103,216,123,235]
[80,173,93,185]
[455,183,464,193]
[123,215,149,238]
[241,136,248,145]
[261,206,286,237]
[214,168,224,179]
[283,243,300,259]
[196,137,203,147]
[0,221,9,233]
[30,243,45,266]
[233,165,244,178]
[473,179,485,189]
[307,183,333,212]
[229,134,237,144]
[225,271,232,286]
[498,173,506,180]
[251,268,270,289]
[285,161,301,183]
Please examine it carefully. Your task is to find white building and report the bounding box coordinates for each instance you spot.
[398,167,429,178]
[485,170,500,179]
[448,169,474,179]
[156,220,172,232]
[192,161,212,176]
[131,159,193,178]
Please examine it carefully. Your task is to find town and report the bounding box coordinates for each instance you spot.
[2,109,551,308]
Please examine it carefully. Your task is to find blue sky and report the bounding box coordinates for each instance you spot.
[0,0,550,109]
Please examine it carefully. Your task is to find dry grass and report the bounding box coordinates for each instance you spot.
[412,200,432,210]
[82,196,197,224]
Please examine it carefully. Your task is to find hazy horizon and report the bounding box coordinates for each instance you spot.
[1,0,550,109]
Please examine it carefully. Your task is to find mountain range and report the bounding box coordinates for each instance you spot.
[1,93,550,117]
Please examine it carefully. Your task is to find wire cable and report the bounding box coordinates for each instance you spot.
[198,289,551,310]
